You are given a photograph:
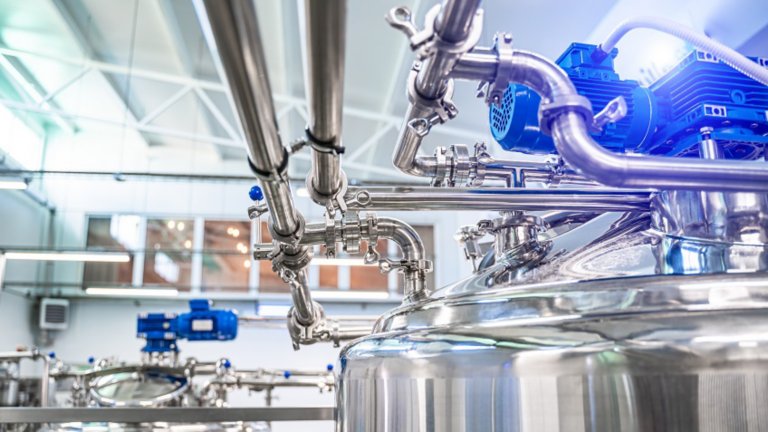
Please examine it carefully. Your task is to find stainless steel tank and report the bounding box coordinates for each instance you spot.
[337,272,768,431]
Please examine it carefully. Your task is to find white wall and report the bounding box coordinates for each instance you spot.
[0,190,53,373]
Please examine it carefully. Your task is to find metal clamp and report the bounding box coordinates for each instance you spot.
[273,247,312,275]
[267,214,306,247]
[431,144,471,187]
[363,213,380,264]
[469,142,490,186]
[486,33,515,106]
[306,170,349,216]
[323,213,337,258]
[538,94,594,136]
[387,5,484,61]
[341,211,362,254]
[406,63,459,122]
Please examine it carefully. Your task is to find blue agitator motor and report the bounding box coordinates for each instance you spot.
[490,43,768,159]
[137,299,238,353]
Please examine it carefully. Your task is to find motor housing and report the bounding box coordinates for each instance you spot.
[490,43,768,158]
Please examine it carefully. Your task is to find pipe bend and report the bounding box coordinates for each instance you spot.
[376,217,425,262]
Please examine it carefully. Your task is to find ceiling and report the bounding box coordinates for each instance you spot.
[0,0,765,183]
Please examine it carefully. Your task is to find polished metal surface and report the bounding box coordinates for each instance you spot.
[85,365,189,408]
[301,215,431,299]
[338,272,768,431]
[345,186,652,212]
[202,0,300,236]
[416,0,481,98]
[302,0,346,201]
[0,407,335,423]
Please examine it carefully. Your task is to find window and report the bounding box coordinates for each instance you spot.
[143,218,193,290]
[202,220,251,292]
[84,216,141,286]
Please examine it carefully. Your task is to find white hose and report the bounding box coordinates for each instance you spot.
[599,16,768,87]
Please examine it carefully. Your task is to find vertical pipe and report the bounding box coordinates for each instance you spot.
[202,1,317,333]
[416,0,481,98]
[202,0,300,236]
[302,0,346,199]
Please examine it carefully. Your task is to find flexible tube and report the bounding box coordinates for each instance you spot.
[597,16,768,87]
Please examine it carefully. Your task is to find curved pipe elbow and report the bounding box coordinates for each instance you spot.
[377,217,426,263]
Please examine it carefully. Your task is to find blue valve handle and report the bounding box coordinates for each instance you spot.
[283,371,292,379]
[249,185,264,201]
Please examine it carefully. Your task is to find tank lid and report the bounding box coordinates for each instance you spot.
[374,273,768,334]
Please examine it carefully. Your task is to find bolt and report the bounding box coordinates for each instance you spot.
[503,33,513,43]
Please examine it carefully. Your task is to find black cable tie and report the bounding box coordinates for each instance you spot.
[247,147,289,179]
[305,127,345,155]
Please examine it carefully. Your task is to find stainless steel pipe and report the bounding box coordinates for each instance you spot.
[344,187,651,212]
[202,0,317,329]
[392,0,482,178]
[202,0,301,236]
[302,0,346,200]
[417,0,482,98]
[287,269,316,326]
[301,216,428,297]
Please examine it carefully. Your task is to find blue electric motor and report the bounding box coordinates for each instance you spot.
[137,299,238,353]
[490,43,768,159]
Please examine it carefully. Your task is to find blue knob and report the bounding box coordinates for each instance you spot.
[283,371,291,379]
[326,363,334,372]
[223,359,232,369]
[48,352,56,359]
[87,356,95,364]
[249,185,264,201]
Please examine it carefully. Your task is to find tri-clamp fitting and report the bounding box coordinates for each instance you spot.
[456,212,549,272]
[301,212,433,301]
